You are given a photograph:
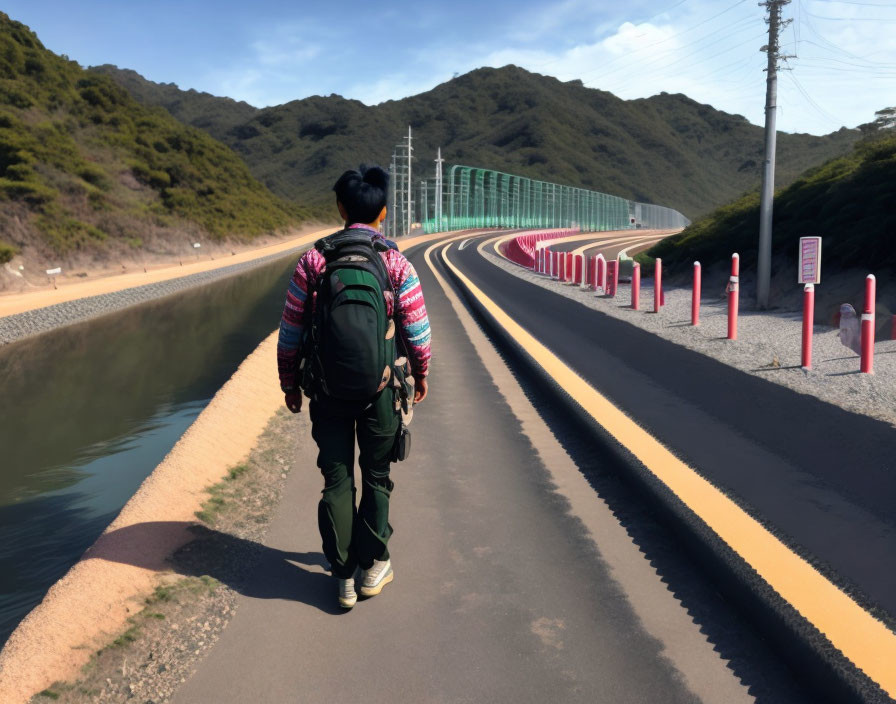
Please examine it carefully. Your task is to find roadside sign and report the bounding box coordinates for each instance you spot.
[799,237,822,285]
[193,242,201,248]
[46,267,61,276]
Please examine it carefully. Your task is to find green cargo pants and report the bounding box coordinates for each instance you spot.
[309,388,399,579]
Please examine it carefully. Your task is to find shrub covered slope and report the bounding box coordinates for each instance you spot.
[96,65,858,221]
[649,135,896,277]
[0,15,306,263]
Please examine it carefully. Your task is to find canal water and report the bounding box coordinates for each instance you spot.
[0,253,301,646]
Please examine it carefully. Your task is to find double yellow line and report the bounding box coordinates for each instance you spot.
[425,235,896,698]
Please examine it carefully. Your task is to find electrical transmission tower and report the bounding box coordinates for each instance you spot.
[756,0,795,309]
[386,127,414,238]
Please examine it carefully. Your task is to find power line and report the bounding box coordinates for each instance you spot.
[811,0,896,7]
[785,70,846,126]
[803,9,896,21]
[576,0,751,81]
[528,0,694,71]
[594,16,760,90]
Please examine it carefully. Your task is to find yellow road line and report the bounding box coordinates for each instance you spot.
[488,231,670,267]
[433,239,896,697]
[571,234,667,259]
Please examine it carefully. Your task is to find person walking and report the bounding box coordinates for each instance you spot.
[277,165,431,609]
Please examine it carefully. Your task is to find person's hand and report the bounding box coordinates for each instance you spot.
[285,391,303,413]
[413,376,428,404]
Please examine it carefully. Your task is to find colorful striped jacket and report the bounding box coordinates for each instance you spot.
[277,227,432,393]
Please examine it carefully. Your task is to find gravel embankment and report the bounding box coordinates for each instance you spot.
[29,408,305,704]
[484,250,896,429]
[0,248,305,345]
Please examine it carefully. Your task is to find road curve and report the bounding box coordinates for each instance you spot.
[171,232,814,703]
[450,232,896,702]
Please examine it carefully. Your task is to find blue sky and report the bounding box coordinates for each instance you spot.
[6,0,896,135]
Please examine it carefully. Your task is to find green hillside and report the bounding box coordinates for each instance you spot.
[96,65,858,221]
[90,65,259,141]
[649,133,896,277]
[0,15,307,264]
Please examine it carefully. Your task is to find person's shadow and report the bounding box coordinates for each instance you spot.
[81,521,345,615]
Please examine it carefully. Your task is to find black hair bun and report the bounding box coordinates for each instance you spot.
[360,164,388,191]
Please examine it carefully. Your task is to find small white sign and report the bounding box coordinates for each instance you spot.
[46,267,61,276]
[193,242,201,249]
[799,237,822,285]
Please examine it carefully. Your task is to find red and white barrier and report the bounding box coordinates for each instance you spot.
[692,261,701,326]
[802,284,814,370]
[861,274,875,374]
[574,254,584,285]
[654,258,663,313]
[632,262,641,310]
[501,229,580,269]
[595,254,606,292]
[728,253,739,340]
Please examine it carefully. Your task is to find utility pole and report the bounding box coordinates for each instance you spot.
[435,147,444,229]
[757,0,794,309]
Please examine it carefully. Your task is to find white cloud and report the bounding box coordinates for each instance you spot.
[202,0,896,135]
[251,39,320,67]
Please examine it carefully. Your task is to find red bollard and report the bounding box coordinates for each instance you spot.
[566,252,573,282]
[553,251,559,279]
[575,255,583,284]
[597,256,605,291]
[606,260,617,297]
[559,253,566,281]
[861,274,875,373]
[654,258,663,313]
[612,258,620,296]
[692,261,701,326]
[802,284,814,370]
[728,253,739,340]
[632,262,641,310]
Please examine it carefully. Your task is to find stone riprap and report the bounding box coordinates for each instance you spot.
[0,248,305,345]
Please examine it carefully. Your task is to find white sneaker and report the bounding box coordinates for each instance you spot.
[360,559,394,597]
[338,575,357,609]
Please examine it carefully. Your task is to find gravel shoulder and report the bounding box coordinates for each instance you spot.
[0,228,331,345]
[484,248,896,429]
[28,407,305,704]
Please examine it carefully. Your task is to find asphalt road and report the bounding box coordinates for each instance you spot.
[172,234,817,703]
[547,232,663,261]
[454,235,896,624]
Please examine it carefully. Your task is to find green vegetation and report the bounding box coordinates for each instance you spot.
[649,134,896,274]
[98,64,858,220]
[195,462,249,525]
[0,14,307,257]
[0,239,17,263]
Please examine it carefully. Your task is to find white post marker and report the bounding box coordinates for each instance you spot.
[46,266,61,289]
[798,237,822,285]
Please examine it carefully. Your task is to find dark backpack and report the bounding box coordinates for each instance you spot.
[300,230,396,402]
